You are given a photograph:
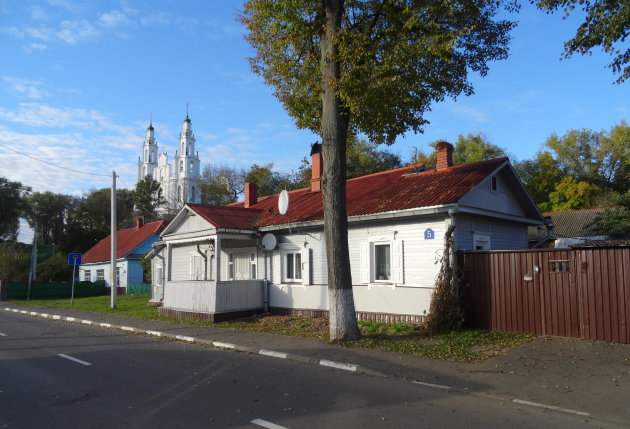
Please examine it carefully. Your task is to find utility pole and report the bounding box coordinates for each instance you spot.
[27,221,37,300]
[111,170,117,309]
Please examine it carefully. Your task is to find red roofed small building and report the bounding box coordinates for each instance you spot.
[149,142,544,322]
[79,218,168,291]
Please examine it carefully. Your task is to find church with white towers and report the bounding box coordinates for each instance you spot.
[137,114,201,210]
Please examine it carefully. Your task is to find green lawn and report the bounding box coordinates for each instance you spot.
[8,295,534,362]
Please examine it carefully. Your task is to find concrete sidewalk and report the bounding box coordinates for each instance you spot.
[3,303,629,425]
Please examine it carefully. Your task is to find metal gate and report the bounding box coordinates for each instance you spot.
[461,246,630,343]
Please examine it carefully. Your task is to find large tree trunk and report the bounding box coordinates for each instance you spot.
[320,0,361,341]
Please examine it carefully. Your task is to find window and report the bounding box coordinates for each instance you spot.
[156,266,163,286]
[116,267,120,286]
[473,233,491,250]
[180,160,184,172]
[550,260,571,273]
[491,176,498,192]
[84,270,91,282]
[250,252,257,279]
[285,252,302,281]
[190,254,204,280]
[360,240,403,285]
[96,269,104,281]
[228,253,235,280]
[374,243,391,281]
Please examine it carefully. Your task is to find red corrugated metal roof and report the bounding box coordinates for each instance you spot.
[82,220,168,264]
[228,157,507,227]
[186,203,263,230]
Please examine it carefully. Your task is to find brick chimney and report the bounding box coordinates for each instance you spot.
[310,143,323,192]
[436,141,454,170]
[136,217,144,230]
[244,182,257,208]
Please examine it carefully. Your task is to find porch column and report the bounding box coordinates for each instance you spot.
[214,237,221,282]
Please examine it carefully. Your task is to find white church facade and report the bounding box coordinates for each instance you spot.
[137,114,201,210]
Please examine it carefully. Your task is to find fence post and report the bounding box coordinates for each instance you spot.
[0,279,7,301]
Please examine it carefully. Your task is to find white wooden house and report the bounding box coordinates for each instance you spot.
[148,142,545,322]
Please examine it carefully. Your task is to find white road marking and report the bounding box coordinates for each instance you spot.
[66,317,76,322]
[52,315,61,320]
[251,418,289,429]
[319,360,357,372]
[58,354,92,366]
[121,326,135,332]
[176,335,195,342]
[146,330,162,336]
[0,332,6,337]
[259,349,287,359]
[411,380,452,390]
[212,341,235,349]
[99,323,112,328]
[512,399,590,416]
[30,312,37,316]
[81,320,92,325]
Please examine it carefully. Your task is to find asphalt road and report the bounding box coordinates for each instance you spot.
[0,311,624,428]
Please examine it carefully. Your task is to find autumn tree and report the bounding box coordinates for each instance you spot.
[24,191,76,245]
[591,190,630,238]
[242,0,517,340]
[199,164,246,205]
[534,0,630,83]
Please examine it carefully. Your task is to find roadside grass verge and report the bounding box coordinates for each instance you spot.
[7,296,534,362]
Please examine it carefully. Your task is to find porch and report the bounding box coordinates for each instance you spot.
[158,279,265,318]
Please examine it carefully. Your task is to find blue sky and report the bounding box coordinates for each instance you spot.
[0,1,628,241]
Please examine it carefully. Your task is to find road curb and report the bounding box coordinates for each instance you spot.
[2,306,387,378]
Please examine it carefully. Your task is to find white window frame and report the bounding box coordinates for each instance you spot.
[284,251,302,282]
[250,252,257,280]
[227,252,235,280]
[360,238,404,286]
[84,270,91,282]
[372,242,391,282]
[473,233,491,250]
[96,269,105,281]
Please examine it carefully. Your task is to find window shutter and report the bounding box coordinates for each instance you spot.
[392,240,404,285]
[360,242,370,284]
[272,251,281,284]
[301,248,311,285]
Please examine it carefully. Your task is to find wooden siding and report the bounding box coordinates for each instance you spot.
[163,280,217,313]
[215,280,264,312]
[462,247,630,343]
[459,173,525,217]
[455,214,528,250]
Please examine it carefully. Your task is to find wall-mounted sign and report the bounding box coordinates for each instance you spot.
[424,228,435,240]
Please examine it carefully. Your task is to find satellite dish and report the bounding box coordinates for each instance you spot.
[261,233,277,251]
[278,190,289,215]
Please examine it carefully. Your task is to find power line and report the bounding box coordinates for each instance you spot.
[0,142,111,177]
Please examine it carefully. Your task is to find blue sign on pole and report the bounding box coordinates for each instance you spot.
[68,253,82,266]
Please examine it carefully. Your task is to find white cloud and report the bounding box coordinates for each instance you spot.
[97,10,132,29]
[139,12,170,27]
[26,42,48,52]
[30,6,49,20]
[449,104,488,123]
[56,20,99,44]
[0,102,121,130]
[4,77,51,99]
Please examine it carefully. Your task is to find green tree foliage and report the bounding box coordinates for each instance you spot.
[415,133,507,169]
[62,188,135,253]
[0,177,30,242]
[242,0,516,340]
[346,136,402,179]
[245,163,296,196]
[24,192,76,245]
[548,175,601,211]
[36,252,73,282]
[133,175,161,222]
[591,190,630,238]
[534,0,630,83]
[0,242,30,281]
[514,151,563,212]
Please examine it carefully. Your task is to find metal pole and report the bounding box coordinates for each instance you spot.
[71,263,76,305]
[111,170,117,309]
[27,221,37,300]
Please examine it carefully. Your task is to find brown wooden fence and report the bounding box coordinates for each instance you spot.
[460,244,630,344]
